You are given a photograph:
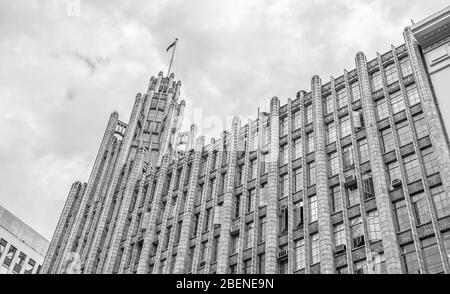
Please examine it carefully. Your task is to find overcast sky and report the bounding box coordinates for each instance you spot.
[0,0,448,240]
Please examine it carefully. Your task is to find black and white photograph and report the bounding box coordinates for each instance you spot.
[0,0,450,284]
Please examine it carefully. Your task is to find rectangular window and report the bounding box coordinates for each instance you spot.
[336,88,348,109]
[174,221,182,244]
[195,184,203,206]
[400,57,413,77]
[234,194,241,219]
[309,195,318,223]
[394,200,410,232]
[333,223,346,246]
[422,237,444,274]
[376,99,389,121]
[211,237,219,262]
[323,95,334,115]
[279,145,288,166]
[192,213,200,237]
[402,244,420,274]
[414,113,429,139]
[331,186,343,213]
[340,116,351,138]
[371,71,383,91]
[328,152,339,177]
[411,192,432,225]
[294,200,304,226]
[442,231,450,264]
[358,139,369,164]
[280,206,288,232]
[347,187,360,207]
[293,138,302,159]
[295,239,305,270]
[24,259,35,274]
[242,259,252,274]
[342,145,354,170]
[385,63,399,85]
[257,254,265,274]
[3,246,16,267]
[311,234,320,264]
[230,236,239,255]
[306,132,315,153]
[249,160,257,180]
[422,147,439,176]
[397,121,413,146]
[307,162,316,186]
[305,105,313,124]
[244,223,254,249]
[406,85,420,106]
[293,168,303,193]
[431,186,450,219]
[381,128,395,153]
[13,252,26,273]
[350,217,364,249]
[391,91,405,114]
[351,82,361,102]
[325,122,337,144]
[260,183,268,207]
[247,188,255,213]
[279,174,289,199]
[292,111,301,131]
[280,118,287,137]
[387,161,402,184]
[204,209,211,232]
[404,154,421,183]
[367,210,382,242]
[236,165,243,186]
[0,239,6,258]
[219,173,226,194]
[199,242,207,263]
[258,217,266,243]
[362,172,375,200]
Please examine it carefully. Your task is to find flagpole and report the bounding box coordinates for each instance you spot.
[167,38,178,76]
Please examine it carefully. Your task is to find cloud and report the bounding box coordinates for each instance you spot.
[0,0,448,239]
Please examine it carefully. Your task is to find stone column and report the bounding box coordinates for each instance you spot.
[312,75,335,274]
[355,52,402,273]
[216,117,241,274]
[265,97,280,274]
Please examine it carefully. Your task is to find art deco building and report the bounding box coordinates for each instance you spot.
[0,205,49,274]
[42,6,450,274]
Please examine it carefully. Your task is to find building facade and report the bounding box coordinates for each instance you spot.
[0,205,49,274]
[42,7,450,274]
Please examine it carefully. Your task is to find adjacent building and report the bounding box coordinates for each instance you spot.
[42,6,450,274]
[0,205,49,274]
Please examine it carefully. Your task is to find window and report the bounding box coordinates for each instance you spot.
[13,252,26,273]
[358,139,369,163]
[219,173,226,194]
[24,259,35,274]
[260,153,267,175]
[402,244,420,274]
[431,186,450,219]
[295,239,305,270]
[397,121,413,146]
[347,187,360,207]
[292,111,301,131]
[376,99,389,121]
[362,172,375,199]
[367,210,382,242]
[336,88,348,109]
[340,116,351,138]
[187,247,195,273]
[387,160,401,184]
[247,189,255,213]
[306,132,315,153]
[280,205,288,232]
[204,209,211,232]
[333,223,346,247]
[278,255,288,274]
[0,239,6,258]
[229,264,237,274]
[323,95,334,115]
[294,201,304,226]
[236,165,243,186]
[307,162,316,186]
[174,221,182,244]
[384,63,399,85]
[249,160,257,180]
[381,128,395,153]
[406,85,420,106]
[331,186,343,213]
[400,57,413,77]
[394,200,410,232]
[293,138,302,159]
[279,174,289,199]
[351,82,361,102]
[199,242,207,263]
[309,195,318,223]
[350,217,364,249]
[293,168,303,193]
[371,71,383,91]
[328,152,339,177]
[404,154,421,183]
[342,145,354,170]
[234,194,241,218]
[305,105,313,124]
[422,147,439,176]
[422,237,444,274]
[211,237,219,262]
[3,245,16,267]
[257,254,265,274]
[280,118,287,137]
[258,217,266,243]
[163,226,172,249]
[354,260,367,274]
[311,234,320,264]
[230,236,239,254]
[244,223,254,249]
[325,122,337,144]
[211,152,218,170]
[337,267,349,274]
[279,145,288,166]
[260,183,268,207]
[195,184,203,206]
[208,179,215,200]
[414,113,429,139]
[442,231,450,263]
[411,192,432,225]
[391,91,405,114]
[192,214,200,237]
[185,164,192,185]
[242,259,252,274]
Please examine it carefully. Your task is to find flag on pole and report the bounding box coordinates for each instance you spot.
[166,38,178,52]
